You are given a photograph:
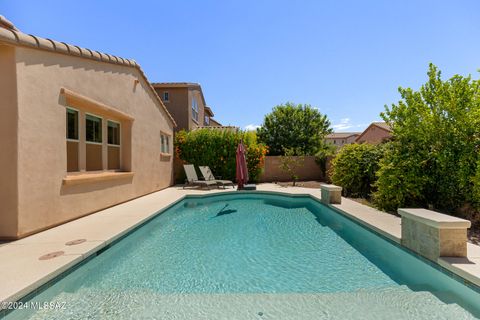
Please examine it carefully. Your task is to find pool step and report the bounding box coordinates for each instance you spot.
[9,286,476,320]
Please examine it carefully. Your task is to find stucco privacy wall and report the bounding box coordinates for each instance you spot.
[0,45,19,237]
[259,156,324,182]
[8,46,174,238]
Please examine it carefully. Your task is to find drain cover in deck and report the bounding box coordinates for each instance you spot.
[65,239,86,246]
[39,251,65,260]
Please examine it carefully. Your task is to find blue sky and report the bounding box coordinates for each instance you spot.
[2,1,479,131]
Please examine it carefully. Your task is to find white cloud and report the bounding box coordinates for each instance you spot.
[244,124,261,131]
[332,118,366,132]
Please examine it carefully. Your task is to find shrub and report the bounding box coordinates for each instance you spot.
[257,102,332,155]
[374,64,480,214]
[279,148,305,186]
[314,143,337,178]
[330,143,385,198]
[175,129,267,182]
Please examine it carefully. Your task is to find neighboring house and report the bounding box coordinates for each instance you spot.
[325,132,361,147]
[152,82,223,131]
[355,122,392,144]
[0,16,176,239]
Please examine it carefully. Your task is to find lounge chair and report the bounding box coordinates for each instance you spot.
[199,166,235,189]
[183,164,217,189]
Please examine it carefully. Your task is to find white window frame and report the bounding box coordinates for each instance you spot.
[192,97,199,122]
[85,112,103,145]
[107,120,121,147]
[66,107,80,142]
[163,91,169,102]
[160,132,171,155]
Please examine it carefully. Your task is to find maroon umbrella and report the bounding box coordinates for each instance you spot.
[236,141,248,189]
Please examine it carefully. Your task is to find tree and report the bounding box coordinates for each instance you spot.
[373,64,480,213]
[279,148,305,186]
[257,102,332,155]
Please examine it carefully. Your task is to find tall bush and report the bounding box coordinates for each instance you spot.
[175,129,267,182]
[374,64,480,214]
[257,102,332,155]
[330,143,385,198]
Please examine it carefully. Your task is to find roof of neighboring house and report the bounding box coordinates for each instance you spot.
[151,82,208,107]
[355,121,393,142]
[194,125,238,131]
[326,132,361,139]
[0,15,176,127]
[371,122,392,132]
[204,106,214,117]
[209,118,222,126]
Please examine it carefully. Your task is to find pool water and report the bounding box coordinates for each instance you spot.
[5,193,480,319]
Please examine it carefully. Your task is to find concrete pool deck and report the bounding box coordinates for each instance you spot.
[1,183,479,307]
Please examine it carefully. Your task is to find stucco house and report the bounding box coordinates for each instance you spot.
[0,16,176,239]
[355,122,392,144]
[152,82,224,131]
[325,132,361,147]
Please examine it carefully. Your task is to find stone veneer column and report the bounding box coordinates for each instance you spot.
[398,208,471,261]
[320,184,342,205]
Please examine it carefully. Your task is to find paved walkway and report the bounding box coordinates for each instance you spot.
[0,184,479,307]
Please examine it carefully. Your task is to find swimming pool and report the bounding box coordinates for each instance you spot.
[4,192,480,319]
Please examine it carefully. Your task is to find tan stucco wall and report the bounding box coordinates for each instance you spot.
[154,87,189,132]
[0,45,19,238]
[4,46,174,238]
[356,126,391,144]
[259,156,324,182]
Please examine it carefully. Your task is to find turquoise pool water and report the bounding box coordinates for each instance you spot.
[4,193,480,319]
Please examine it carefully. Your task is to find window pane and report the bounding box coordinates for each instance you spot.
[86,114,102,143]
[66,108,78,140]
[108,121,120,145]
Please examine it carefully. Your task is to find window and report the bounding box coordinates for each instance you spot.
[192,97,199,122]
[66,108,79,140]
[204,115,210,125]
[66,108,79,172]
[85,114,102,171]
[86,114,102,143]
[108,121,120,145]
[163,91,169,102]
[161,133,170,154]
[107,121,121,170]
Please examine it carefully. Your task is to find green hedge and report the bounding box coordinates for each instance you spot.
[330,143,385,198]
[374,64,480,215]
[175,129,267,182]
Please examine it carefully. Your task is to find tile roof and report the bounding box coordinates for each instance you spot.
[194,126,239,131]
[0,15,176,127]
[372,122,392,132]
[326,132,361,139]
[151,82,201,87]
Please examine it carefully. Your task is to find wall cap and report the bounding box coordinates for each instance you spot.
[63,171,134,186]
[320,184,342,191]
[398,208,471,229]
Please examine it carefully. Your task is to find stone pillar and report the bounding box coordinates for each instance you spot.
[398,208,471,261]
[320,184,342,205]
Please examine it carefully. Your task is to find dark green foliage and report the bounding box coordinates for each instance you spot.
[257,102,332,155]
[175,129,267,182]
[374,64,480,214]
[330,143,385,198]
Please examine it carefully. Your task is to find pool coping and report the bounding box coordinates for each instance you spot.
[0,183,479,312]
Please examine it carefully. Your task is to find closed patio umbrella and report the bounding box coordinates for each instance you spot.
[236,141,248,189]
